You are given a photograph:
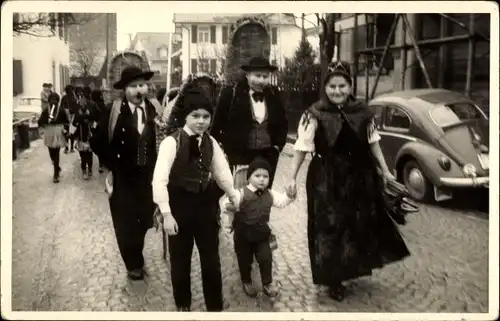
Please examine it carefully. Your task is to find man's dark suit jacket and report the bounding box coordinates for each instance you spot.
[211,81,288,166]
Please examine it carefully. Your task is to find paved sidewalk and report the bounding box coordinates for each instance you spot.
[10,139,489,312]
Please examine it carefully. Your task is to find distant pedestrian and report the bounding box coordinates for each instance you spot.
[72,103,94,180]
[37,92,69,183]
[221,157,296,299]
[41,83,51,111]
[61,85,78,153]
[91,89,107,173]
[152,86,238,312]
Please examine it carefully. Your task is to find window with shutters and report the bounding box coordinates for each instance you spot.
[210,59,216,73]
[198,59,209,73]
[191,59,198,73]
[210,26,216,44]
[220,59,226,73]
[198,26,210,43]
[13,60,23,96]
[162,66,168,74]
[271,27,278,45]
[222,26,229,44]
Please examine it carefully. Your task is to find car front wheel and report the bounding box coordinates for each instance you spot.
[402,159,433,202]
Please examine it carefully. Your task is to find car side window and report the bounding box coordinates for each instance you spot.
[384,106,411,131]
[371,105,384,128]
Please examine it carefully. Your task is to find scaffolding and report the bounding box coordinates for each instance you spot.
[351,13,490,102]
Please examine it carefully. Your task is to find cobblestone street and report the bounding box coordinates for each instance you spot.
[10,139,489,313]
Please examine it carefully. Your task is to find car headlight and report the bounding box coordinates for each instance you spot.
[438,156,451,171]
[462,163,477,177]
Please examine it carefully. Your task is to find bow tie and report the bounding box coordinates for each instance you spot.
[252,92,265,103]
[255,189,265,196]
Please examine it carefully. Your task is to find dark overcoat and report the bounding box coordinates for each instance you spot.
[210,81,288,166]
[90,98,158,228]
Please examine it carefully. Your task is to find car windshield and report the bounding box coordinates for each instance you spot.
[430,102,483,127]
[19,98,41,106]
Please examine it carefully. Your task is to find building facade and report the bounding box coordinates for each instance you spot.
[332,13,490,111]
[13,13,70,103]
[173,13,301,80]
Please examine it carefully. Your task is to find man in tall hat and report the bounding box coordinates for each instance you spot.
[90,66,158,281]
[211,57,288,187]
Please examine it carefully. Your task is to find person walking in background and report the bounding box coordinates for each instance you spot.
[37,92,69,183]
[41,83,51,111]
[91,89,107,173]
[61,85,78,153]
[73,102,95,180]
[211,57,288,188]
[286,61,410,302]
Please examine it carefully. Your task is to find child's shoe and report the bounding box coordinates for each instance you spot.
[263,282,279,298]
[242,282,258,297]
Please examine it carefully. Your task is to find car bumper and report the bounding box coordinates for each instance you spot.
[440,176,489,188]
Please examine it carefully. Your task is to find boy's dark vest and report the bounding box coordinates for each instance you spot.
[168,129,214,193]
[233,187,273,242]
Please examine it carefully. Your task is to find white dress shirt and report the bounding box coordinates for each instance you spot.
[249,89,267,124]
[152,125,235,214]
[294,112,382,152]
[128,101,146,134]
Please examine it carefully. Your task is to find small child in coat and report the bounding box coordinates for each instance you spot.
[221,157,296,298]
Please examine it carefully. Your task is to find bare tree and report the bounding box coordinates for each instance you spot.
[70,38,105,77]
[13,12,94,37]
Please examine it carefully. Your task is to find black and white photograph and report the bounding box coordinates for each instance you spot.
[2,1,498,320]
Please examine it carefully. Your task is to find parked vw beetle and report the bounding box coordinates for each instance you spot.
[369,89,489,202]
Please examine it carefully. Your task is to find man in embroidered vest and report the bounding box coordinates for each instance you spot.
[211,57,288,187]
[90,66,158,281]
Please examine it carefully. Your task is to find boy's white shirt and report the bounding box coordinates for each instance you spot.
[152,124,235,214]
[221,184,295,213]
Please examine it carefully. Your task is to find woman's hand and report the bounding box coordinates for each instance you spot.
[163,212,178,235]
[382,170,396,187]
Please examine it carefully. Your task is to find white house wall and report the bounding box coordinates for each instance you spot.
[13,28,70,104]
[178,23,302,79]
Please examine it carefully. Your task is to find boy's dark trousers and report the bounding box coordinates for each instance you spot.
[233,226,273,285]
[168,186,223,311]
[79,151,93,172]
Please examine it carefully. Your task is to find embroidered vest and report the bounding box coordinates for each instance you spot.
[169,130,214,193]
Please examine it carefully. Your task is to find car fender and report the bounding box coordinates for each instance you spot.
[395,141,463,186]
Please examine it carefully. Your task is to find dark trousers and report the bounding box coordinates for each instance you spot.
[48,148,60,175]
[79,151,93,171]
[66,136,75,151]
[233,229,273,285]
[236,147,280,187]
[168,186,223,311]
[109,169,154,272]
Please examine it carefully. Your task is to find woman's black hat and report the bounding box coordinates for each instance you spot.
[327,61,352,82]
[113,66,154,89]
[241,57,278,72]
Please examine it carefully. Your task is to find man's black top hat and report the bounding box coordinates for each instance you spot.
[241,57,278,72]
[113,66,154,89]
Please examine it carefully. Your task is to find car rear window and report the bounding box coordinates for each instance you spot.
[430,103,482,127]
